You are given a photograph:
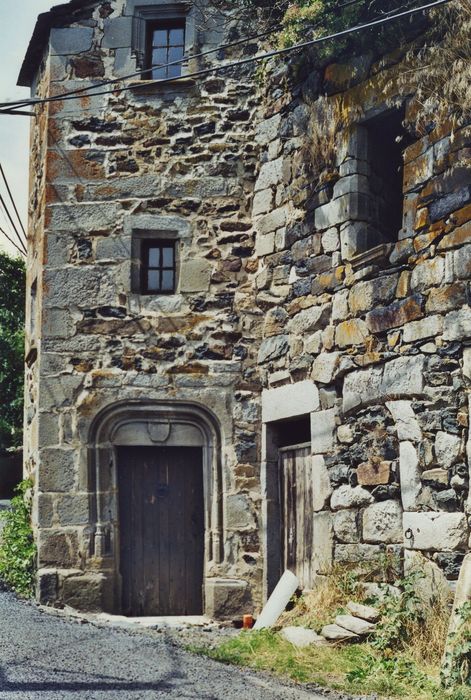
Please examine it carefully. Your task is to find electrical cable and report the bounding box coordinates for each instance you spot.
[0,226,26,257]
[0,192,27,253]
[0,163,27,241]
[3,0,368,112]
[0,0,450,114]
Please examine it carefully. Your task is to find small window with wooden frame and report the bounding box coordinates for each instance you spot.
[140,241,176,294]
[132,4,192,80]
[131,229,180,296]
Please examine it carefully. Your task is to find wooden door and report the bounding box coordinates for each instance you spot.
[279,443,313,589]
[118,446,204,616]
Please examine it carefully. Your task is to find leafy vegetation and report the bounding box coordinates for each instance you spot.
[195,562,465,699]
[0,479,36,597]
[442,602,471,688]
[0,252,25,453]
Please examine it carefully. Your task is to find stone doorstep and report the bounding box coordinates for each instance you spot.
[37,604,223,631]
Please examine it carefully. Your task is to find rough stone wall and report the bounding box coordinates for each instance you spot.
[252,42,471,591]
[26,0,264,615]
[25,0,471,615]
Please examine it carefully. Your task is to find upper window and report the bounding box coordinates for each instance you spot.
[140,241,176,294]
[132,4,192,79]
[147,22,185,79]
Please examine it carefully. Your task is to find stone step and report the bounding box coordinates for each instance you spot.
[280,626,329,648]
[346,601,380,623]
[321,624,360,642]
[334,614,376,636]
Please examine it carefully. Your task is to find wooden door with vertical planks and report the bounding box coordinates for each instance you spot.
[279,443,313,589]
[118,446,204,616]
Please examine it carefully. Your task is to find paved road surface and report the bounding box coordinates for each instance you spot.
[0,590,325,700]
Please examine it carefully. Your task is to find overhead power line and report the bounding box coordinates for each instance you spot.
[0,0,367,114]
[0,226,26,257]
[0,164,27,242]
[0,0,451,115]
[0,192,26,254]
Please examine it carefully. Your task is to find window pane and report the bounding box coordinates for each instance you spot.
[162,270,174,292]
[147,270,160,292]
[168,46,184,64]
[169,28,185,46]
[162,246,174,267]
[152,47,167,66]
[152,29,168,47]
[152,66,167,80]
[148,247,160,267]
[168,64,182,79]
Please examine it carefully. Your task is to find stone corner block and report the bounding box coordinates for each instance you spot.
[205,578,250,620]
[179,260,211,293]
[311,408,337,454]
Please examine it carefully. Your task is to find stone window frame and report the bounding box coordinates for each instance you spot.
[339,104,406,268]
[131,229,181,296]
[132,2,195,78]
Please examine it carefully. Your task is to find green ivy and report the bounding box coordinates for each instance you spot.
[0,252,25,453]
[0,479,36,597]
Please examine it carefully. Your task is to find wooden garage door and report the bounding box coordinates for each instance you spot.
[118,446,204,616]
[279,443,313,589]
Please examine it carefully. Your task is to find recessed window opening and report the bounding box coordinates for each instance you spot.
[141,240,176,294]
[146,21,185,80]
[275,415,311,449]
[366,107,405,244]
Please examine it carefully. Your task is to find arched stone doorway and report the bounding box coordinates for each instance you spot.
[88,400,223,615]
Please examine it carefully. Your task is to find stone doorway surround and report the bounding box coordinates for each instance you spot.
[88,400,224,614]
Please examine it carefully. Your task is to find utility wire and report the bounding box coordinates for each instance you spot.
[0,192,27,253]
[0,163,27,241]
[1,0,366,112]
[0,226,26,257]
[0,0,450,115]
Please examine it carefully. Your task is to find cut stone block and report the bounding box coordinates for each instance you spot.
[261,381,319,423]
[404,550,451,605]
[435,431,461,469]
[311,408,337,454]
[403,512,467,552]
[331,485,374,510]
[363,500,403,544]
[280,626,328,647]
[357,460,391,486]
[399,441,421,511]
[346,601,380,623]
[386,401,422,442]
[321,624,359,641]
[313,455,333,512]
[335,614,376,636]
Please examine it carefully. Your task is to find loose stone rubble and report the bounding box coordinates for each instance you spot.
[18,0,471,618]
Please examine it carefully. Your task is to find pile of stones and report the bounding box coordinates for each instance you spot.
[280,601,380,648]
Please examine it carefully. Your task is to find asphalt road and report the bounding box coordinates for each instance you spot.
[0,590,325,700]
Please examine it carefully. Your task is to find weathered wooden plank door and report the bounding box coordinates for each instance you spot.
[279,443,313,589]
[118,446,204,616]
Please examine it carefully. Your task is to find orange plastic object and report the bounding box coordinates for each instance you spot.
[242,614,254,629]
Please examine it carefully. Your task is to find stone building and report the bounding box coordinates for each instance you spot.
[19,0,470,618]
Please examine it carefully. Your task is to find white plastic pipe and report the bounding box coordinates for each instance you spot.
[253,570,299,630]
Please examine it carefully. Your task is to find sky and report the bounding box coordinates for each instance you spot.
[0,0,54,256]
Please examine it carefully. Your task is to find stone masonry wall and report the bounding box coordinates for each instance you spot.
[25,0,265,615]
[251,41,471,591]
[25,0,471,614]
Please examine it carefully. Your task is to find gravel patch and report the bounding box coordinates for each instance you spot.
[0,590,329,699]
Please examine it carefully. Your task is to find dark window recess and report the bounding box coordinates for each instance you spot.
[366,107,406,244]
[146,21,185,80]
[275,415,311,449]
[141,241,176,294]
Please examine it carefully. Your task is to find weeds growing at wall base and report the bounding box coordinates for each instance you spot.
[194,562,464,699]
[0,479,36,598]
